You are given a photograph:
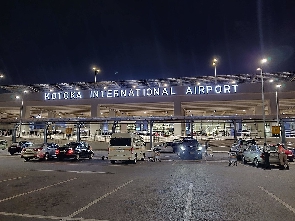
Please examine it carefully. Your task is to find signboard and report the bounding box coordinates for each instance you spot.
[65,127,72,135]
[272,126,280,136]
[43,84,239,101]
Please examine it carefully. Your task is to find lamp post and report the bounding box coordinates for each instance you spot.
[212,58,218,84]
[15,95,23,137]
[257,58,268,145]
[15,90,28,137]
[275,84,281,126]
[92,67,100,83]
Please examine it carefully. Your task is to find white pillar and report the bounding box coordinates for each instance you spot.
[21,105,31,136]
[174,100,185,136]
[90,104,101,137]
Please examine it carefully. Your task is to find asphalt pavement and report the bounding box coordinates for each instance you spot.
[0,149,295,221]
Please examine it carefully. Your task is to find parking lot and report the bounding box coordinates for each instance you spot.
[0,149,295,221]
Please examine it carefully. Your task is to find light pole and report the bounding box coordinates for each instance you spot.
[275,84,281,126]
[212,58,218,84]
[15,90,28,137]
[257,58,268,145]
[15,95,23,137]
[92,67,100,83]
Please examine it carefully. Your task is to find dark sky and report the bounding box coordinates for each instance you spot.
[0,0,295,85]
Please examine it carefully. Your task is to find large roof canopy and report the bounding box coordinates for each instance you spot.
[0,72,294,94]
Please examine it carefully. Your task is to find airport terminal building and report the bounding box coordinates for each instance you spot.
[1,72,295,140]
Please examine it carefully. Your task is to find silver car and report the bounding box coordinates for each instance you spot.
[242,145,264,167]
[242,144,280,167]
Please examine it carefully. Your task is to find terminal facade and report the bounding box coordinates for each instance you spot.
[0,73,295,141]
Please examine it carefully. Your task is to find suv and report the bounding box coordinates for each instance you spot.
[178,138,202,160]
[57,141,94,161]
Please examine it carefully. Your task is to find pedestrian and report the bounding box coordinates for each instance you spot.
[263,143,271,170]
[278,144,289,170]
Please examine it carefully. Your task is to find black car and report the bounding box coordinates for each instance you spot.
[8,141,33,155]
[178,138,202,160]
[56,141,94,160]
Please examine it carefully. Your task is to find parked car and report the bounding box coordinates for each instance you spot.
[160,142,174,153]
[178,138,202,160]
[230,139,256,160]
[57,141,94,160]
[171,139,182,153]
[21,143,43,161]
[285,148,294,162]
[36,143,60,160]
[242,144,282,167]
[8,141,33,155]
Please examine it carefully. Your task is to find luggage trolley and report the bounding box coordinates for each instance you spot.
[228,151,238,166]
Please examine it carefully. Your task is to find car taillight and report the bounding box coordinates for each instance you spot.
[130,147,133,154]
[67,149,74,154]
[260,153,265,159]
[55,149,60,155]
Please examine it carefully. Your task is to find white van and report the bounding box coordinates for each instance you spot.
[108,133,146,164]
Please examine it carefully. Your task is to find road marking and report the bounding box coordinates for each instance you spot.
[259,186,295,214]
[67,180,134,218]
[0,211,108,220]
[37,170,108,174]
[184,183,193,221]
[0,178,77,203]
[0,176,26,183]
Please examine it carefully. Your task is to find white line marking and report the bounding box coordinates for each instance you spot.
[259,186,295,214]
[0,178,77,203]
[67,180,134,218]
[184,183,193,221]
[0,211,108,220]
[0,176,26,183]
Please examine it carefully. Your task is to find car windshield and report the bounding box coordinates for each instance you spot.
[182,139,198,146]
[110,138,131,146]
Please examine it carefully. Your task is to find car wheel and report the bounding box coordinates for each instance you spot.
[24,157,30,162]
[242,156,247,164]
[9,151,14,155]
[110,160,115,164]
[89,153,94,159]
[254,158,259,168]
[131,158,137,164]
[44,153,49,161]
[75,154,80,161]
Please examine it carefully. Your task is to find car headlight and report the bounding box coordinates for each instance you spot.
[180,145,185,151]
[198,146,202,151]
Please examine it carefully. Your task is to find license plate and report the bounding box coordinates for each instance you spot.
[190,151,195,154]
[117,150,124,152]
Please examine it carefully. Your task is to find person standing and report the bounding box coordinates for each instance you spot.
[263,143,271,170]
[278,144,289,170]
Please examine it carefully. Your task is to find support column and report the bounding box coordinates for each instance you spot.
[149,121,153,150]
[108,109,116,132]
[174,100,185,136]
[90,104,101,139]
[268,97,277,116]
[20,105,31,137]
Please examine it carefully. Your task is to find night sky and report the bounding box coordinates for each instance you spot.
[0,0,295,85]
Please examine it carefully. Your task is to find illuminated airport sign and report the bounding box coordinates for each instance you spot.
[44,84,238,100]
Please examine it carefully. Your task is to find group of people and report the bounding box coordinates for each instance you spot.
[263,143,289,170]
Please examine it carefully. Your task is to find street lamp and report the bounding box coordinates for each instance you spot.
[257,58,268,144]
[275,84,281,126]
[92,67,100,83]
[212,58,218,84]
[15,90,28,137]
